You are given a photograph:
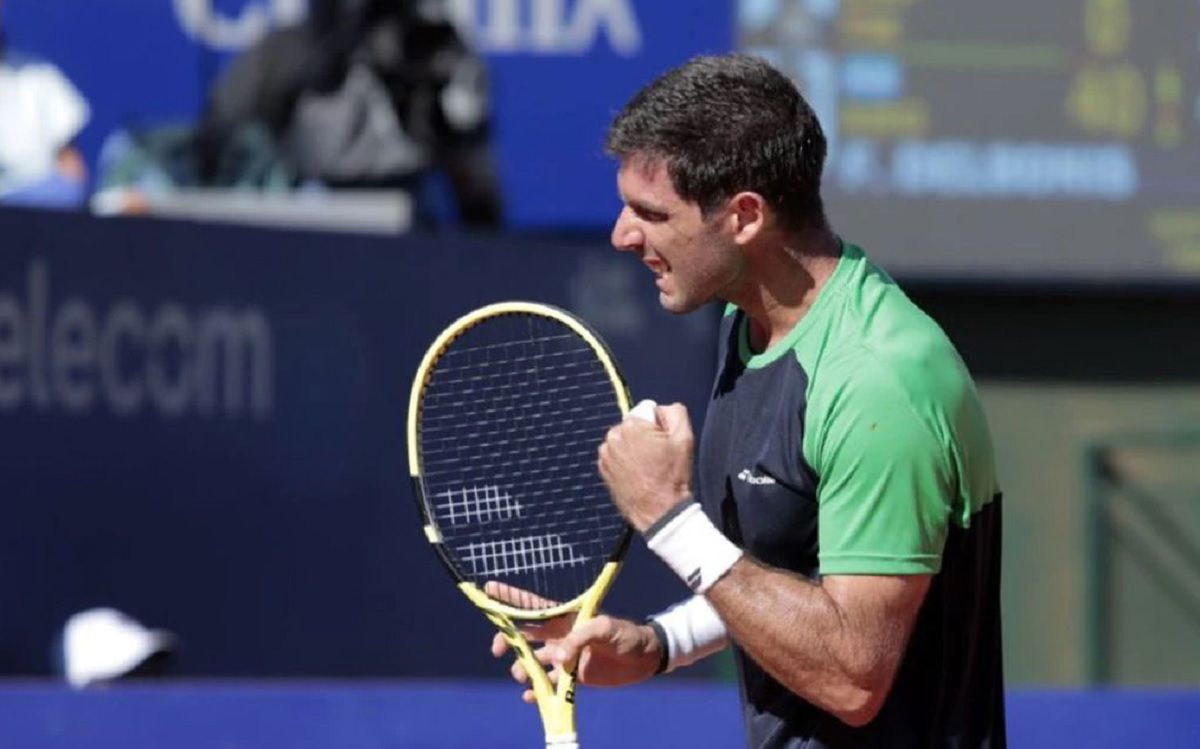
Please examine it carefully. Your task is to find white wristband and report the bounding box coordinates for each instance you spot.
[649,595,729,673]
[644,502,743,593]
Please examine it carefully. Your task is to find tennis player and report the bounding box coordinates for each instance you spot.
[494,53,1004,747]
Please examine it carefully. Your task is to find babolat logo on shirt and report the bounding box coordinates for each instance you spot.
[737,468,777,486]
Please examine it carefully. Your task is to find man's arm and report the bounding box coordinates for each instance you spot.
[707,562,929,726]
[598,402,942,726]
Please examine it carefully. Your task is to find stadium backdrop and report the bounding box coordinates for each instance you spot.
[2,0,731,227]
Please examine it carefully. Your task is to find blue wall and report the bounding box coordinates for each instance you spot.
[0,208,715,676]
[2,683,1200,748]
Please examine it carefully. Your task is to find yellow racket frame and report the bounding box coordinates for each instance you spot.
[407,301,633,748]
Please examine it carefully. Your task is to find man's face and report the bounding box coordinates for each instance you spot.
[610,156,744,314]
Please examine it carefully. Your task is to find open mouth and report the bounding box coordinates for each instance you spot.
[644,257,668,276]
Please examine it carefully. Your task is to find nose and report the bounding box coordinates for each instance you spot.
[610,207,643,253]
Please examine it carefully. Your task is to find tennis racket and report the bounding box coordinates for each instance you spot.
[407,301,642,749]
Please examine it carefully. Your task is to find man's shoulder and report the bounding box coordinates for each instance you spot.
[803,305,976,444]
[834,247,969,391]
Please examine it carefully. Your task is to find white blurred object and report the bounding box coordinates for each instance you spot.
[62,608,175,688]
[90,187,413,235]
[628,399,657,424]
[0,57,90,193]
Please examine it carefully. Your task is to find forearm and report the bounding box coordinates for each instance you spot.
[705,559,895,726]
[640,501,881,713]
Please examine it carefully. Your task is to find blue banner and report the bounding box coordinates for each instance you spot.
[2,1,733,227]
[0,207,717,676]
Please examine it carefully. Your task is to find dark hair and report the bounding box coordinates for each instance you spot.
[606,53,827,232]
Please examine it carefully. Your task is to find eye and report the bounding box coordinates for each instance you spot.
[632,205,668,223]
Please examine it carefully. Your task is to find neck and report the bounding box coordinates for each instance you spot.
[737,226,842,353]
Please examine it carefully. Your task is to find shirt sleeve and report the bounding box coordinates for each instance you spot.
[810,361,953,575]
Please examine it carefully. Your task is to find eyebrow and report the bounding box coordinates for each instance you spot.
[626,198,669,216]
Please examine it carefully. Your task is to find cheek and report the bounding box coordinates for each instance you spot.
[693,246,727,279]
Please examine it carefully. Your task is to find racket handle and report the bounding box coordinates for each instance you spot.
[546,735,579,749]
[628,399,658,424]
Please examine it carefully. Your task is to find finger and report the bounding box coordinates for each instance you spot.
[510,658,529,685]
[484,580,559,610]
[551,616,613,668]
[522,689,536,704]
[514,621,553,643]
[533,643,556,667]
[658,403,693,439]
[491,632,509,658]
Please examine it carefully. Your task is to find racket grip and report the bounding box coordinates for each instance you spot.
[546,737,579,749]
[628,399,658,424]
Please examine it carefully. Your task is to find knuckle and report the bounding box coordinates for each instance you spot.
[591,615,615,638]
[599,620,617,640]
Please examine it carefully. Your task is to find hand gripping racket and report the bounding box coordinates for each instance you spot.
[407,301,648,748]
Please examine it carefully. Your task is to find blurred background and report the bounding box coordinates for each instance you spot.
[2,0,1199,746]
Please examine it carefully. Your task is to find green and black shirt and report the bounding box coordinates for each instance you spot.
[698,241,1004,748]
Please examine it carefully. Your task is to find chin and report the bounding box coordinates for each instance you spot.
[658,292,700,315]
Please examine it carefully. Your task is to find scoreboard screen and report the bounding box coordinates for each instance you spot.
[740,0,1200,279]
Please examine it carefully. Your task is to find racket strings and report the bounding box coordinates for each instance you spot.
[418,409,614,450]
[418,314,626,609]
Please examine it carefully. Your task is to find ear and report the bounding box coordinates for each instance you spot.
[726,192,767,246]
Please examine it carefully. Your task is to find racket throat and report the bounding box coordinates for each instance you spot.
[536,671,579,746]
[484,611,579,745]
[541,697,579,749]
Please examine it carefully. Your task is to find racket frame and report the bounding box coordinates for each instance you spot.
[407,301,634,748]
